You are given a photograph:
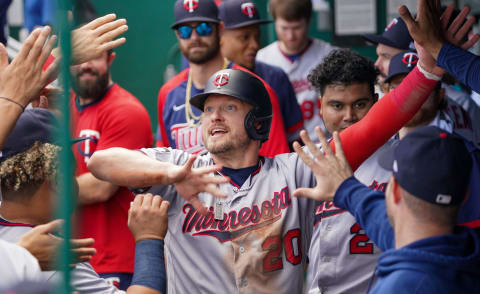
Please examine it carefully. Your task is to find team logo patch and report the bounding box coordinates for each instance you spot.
[183,0,199,12]
[213,72,230,88]
[241,2,256,18]
[401,52,418,67]
[385,18,398,31]
[77,129,100,162]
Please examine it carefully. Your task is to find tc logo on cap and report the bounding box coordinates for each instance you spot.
[213,72,230,88]
[401,52,418,68]
[241,2,256,18]
[385,18,398,31]
[184,0,199,12]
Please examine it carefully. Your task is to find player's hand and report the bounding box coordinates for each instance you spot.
[293,127,353,201]
[442,5,480,52]
[128,193,169,242]
[17,219,97,271]
[52,14,128,65]
[0,26,58,109]
[399,0,480,61]
[169,155,228,216]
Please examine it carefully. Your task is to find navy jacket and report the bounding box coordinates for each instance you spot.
[334,177,480,293]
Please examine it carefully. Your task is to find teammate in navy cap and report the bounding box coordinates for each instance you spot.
[218,0,304,145]
[384,48,480,230]
[157,0,290,157]
[294,125,479,294]
[363,17,413,83]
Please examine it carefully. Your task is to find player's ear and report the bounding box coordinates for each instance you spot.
[373,93,378,103]
[218,21,225,35]
[391,177,402,204]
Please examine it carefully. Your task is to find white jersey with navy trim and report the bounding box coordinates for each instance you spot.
[141,147,317,294]
[0,221,124,294]
[306,140,394,294]
[257,38,336,141]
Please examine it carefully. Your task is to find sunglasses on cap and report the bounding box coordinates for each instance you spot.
[176,22,213,39]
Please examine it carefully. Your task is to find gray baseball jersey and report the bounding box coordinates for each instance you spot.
[141,147,317,294]
[439,95,480,147]
[306,140,394,294]
[0,239,42,287]
[257,38,336,141]
[0,218,124,294]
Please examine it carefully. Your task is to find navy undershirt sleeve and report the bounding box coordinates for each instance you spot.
[437,42,480,93]
[334,177,395,251]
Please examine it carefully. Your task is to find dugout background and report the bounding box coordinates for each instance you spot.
[91,0,478,134]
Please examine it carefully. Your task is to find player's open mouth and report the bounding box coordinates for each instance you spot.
[210,128,228,137]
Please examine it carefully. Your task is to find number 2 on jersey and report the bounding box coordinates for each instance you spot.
[349,223,374,254]
[262,229,302,272]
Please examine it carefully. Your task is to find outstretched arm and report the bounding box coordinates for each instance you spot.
[126,193,169,294]
[293,128,394,251]
[400,0,480,92]
[88,148,228,214]
[0,27,57,149]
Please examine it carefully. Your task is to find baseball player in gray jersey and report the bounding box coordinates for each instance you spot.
[305,49,393,294]
[89,56,441,293]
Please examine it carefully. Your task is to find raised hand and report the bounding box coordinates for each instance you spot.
[293,127,353,201]
[442,5,480,51]
[128,193,170,242]
[169,155,229,215]
[0,26,58,109]
[51,13,128,65]
[399,0,480,60]
[17,219,96,271]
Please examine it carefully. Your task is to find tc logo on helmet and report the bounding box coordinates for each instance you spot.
[401,52,418,67]
[213,73,230,88]
[184,0,199,12]
[241,3,256,18]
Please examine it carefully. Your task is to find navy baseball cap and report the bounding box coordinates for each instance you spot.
[378,126,472,206]
[171,0,220,29]
[219,0,271,29]
[0,109,59,163]
[363,17,414,50]
[385,50,418,83]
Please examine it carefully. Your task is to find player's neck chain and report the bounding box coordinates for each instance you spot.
[185,58,230,127]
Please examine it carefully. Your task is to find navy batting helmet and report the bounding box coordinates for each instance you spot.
[190,69,272,142]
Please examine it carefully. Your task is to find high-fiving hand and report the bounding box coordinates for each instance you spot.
[399,0,480,60]
[293,127,353,202]
[169,155,229,215]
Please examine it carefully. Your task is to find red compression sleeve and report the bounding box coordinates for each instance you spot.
[330,66,439,171]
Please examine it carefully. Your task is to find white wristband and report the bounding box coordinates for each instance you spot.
[417,62,442,81]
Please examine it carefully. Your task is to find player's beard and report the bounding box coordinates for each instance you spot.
[71,69,110,100]
[205,130,252,155]
[181,33,220,65]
